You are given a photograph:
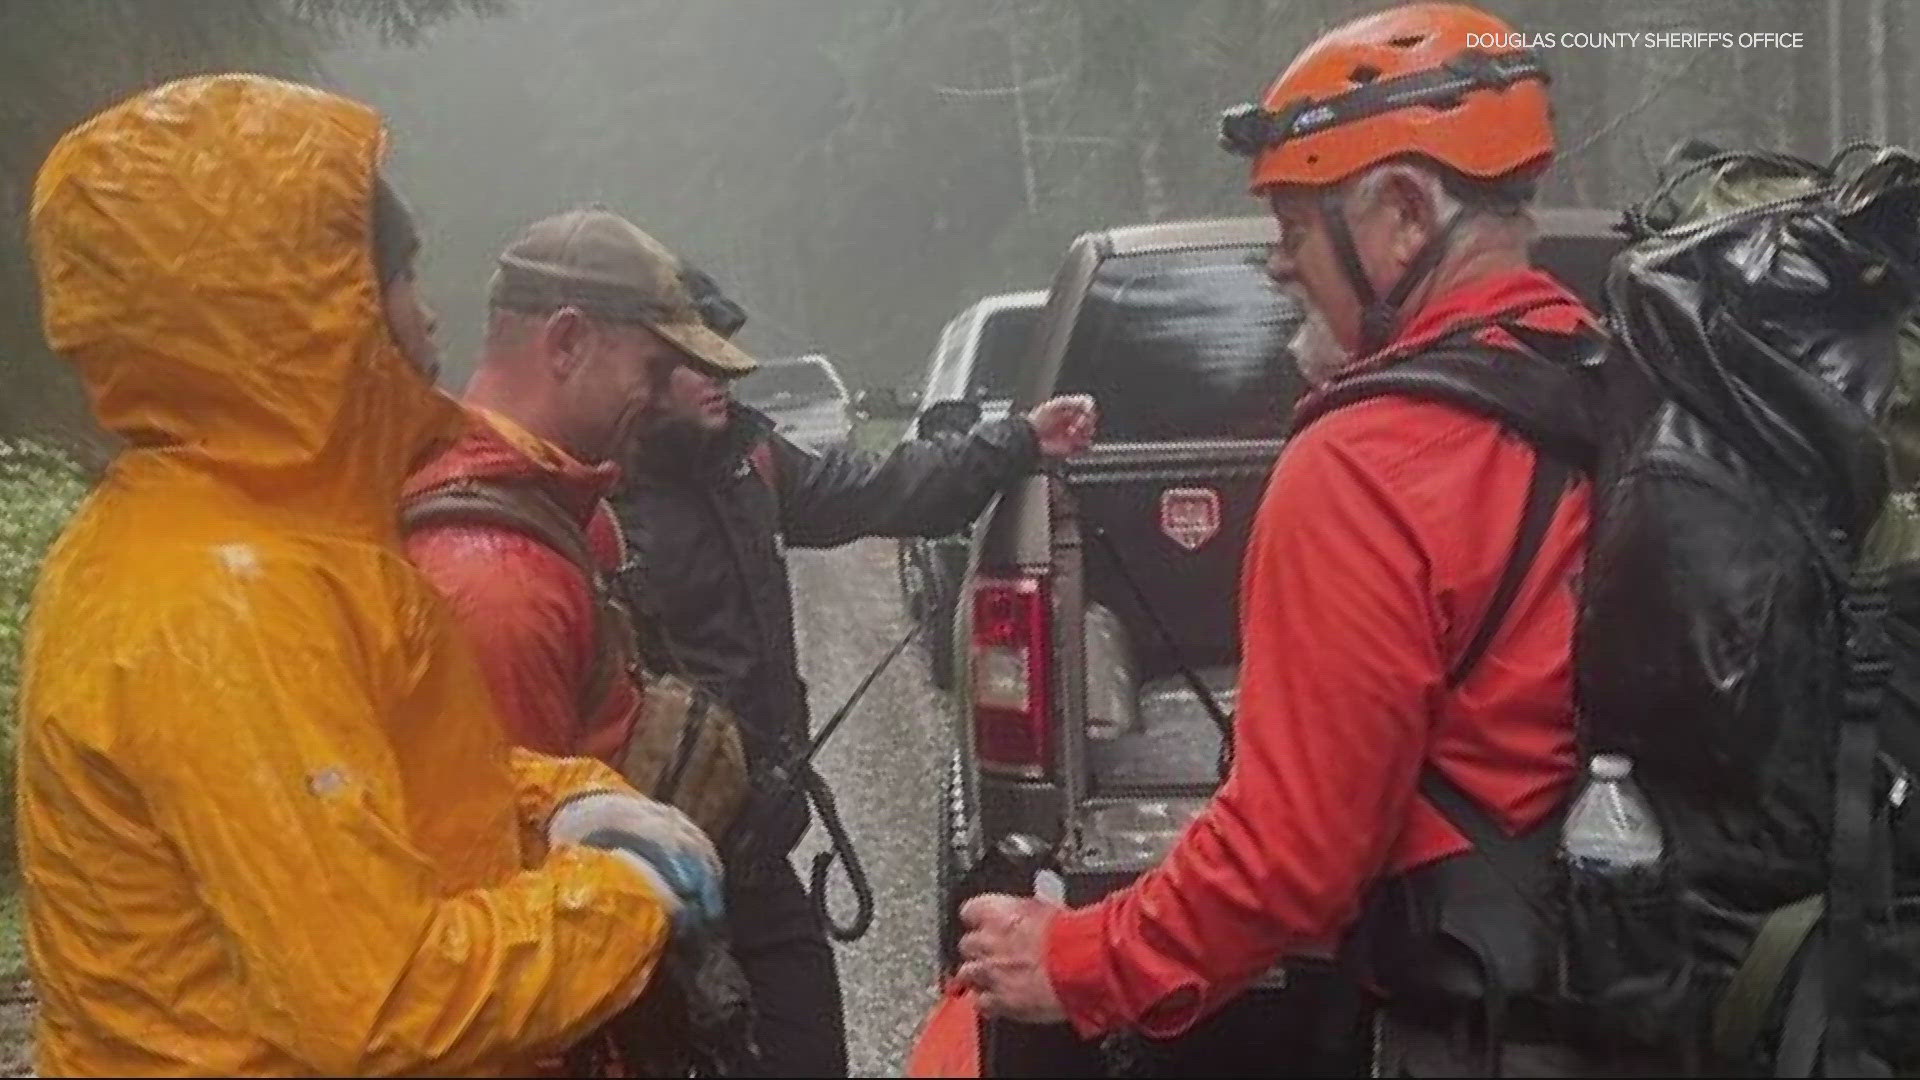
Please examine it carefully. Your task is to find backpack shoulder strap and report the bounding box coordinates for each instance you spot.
[1292,324,1604,474]
[402,479,627,721]
[1450,452,1572,688]
[1295,324,1598,687]
[403,480,597,572]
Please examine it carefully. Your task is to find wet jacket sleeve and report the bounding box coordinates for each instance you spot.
[510,747,634,829]
[770,416,1040,547]
[406,525,596,757]
[1042,424,1442,1039]
[128,581,672,1076]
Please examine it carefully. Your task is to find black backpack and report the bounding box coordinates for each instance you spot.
[1300,149,1920,1076]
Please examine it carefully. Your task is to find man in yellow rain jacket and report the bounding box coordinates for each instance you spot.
[17,73,723,1076]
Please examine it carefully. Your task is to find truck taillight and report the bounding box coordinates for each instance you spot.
[970,573,1052,778]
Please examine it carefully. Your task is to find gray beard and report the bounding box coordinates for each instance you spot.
[1289,308,1352,389]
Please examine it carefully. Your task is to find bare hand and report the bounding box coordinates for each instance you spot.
[1027,394,1098,458]
[955,894,1067,1024]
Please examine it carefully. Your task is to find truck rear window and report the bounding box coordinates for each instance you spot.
[1056,246,1304,442]
[969,306,1041,400]
[735,358,842,407]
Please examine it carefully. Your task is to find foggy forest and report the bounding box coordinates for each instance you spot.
[4,0,1914,456]
[6,5,1920,1075]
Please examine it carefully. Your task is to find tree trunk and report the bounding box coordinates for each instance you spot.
[1001,0,1040,215]
[1870,0,1891,141]
[1133,70,1169,222]
[1583,47,1612,207]
[1734,25,1783,152]
[1891,0,1912,146]
[1829,0,1848,154]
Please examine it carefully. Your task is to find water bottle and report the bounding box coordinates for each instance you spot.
[1557,754,1690,1042]
[1560,754,1664,872]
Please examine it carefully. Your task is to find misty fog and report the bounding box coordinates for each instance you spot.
[314,0,1861,393]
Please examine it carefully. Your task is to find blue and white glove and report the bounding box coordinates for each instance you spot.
[548,791,725,933]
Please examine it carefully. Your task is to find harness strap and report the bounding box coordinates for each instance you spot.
[1711,894,1824,1068]
[1778,934,1829,1078]
[1293,309,1604,474]
[1825,577,1892,1076]
[1450,454,1570,688]
[402,481,628,722]
[1405,449,1571,1077]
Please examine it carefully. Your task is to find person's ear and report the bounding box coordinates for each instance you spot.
[541,306,592,380]
[1378,168,1438,267]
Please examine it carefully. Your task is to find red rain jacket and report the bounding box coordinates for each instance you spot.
[1046,269,1595,1038]
[404,409,639,766]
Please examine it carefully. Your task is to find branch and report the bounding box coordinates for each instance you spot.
[933,72,1069,98]
[287,0,508,47]
[1557,49,1712,162]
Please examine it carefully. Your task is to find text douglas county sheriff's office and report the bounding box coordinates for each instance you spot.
[1469,32,1807,50]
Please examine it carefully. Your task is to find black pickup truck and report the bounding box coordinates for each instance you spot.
[933,210,1624,1075]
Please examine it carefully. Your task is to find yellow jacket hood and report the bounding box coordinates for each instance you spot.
[29,72,463,530]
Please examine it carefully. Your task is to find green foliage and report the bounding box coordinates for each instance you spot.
[0,887,20,977]
[0,441,89,879]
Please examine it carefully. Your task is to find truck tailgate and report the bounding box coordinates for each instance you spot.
[1056,440,1280,795]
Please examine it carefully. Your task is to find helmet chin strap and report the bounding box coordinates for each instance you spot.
[1320,187,1472,358]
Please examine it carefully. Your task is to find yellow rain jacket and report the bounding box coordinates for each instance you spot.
[19,74,671,1076]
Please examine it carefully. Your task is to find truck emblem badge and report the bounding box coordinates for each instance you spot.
[1159,488,1221,551]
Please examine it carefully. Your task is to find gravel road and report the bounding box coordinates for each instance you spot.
[787,537,951,1079]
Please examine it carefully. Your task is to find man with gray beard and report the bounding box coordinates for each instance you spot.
[955,3,1684,1075]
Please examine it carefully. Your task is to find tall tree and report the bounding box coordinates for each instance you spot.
[326,0,1845,399]
[0,0,501,453]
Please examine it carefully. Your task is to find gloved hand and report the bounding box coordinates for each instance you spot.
[548,790,725,933]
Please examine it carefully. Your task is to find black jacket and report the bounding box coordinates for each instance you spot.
[612,404,1039,864]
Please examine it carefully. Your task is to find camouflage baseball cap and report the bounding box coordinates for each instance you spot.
[487,207,756,376]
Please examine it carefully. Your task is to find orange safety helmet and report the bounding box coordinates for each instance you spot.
[1221,3,1555,193]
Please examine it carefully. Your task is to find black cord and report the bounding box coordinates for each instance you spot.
[803,763,877,943]
[730,620,919,942]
